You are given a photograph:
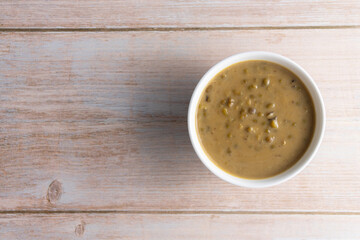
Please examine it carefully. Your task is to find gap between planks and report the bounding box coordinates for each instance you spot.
[0,25,360,32]
[1,210,360,215]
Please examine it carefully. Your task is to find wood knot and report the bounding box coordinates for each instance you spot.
[47,180,62,204]
[75,221,86,237]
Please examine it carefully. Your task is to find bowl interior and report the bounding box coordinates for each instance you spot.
[188,51,325,188]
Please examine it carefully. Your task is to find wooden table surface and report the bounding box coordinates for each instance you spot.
[1,1,360,239]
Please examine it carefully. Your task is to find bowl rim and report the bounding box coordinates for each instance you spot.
[187,51,326,188]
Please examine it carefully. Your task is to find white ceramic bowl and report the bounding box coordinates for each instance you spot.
[188,51,325,188]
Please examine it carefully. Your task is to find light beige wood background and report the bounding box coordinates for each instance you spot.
[1,1,360,239]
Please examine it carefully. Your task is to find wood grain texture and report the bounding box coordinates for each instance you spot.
[0,29,359,212]
[1,0,360,29]
[1,213,360,239]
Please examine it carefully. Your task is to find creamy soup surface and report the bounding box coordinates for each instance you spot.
[196,60,315,179]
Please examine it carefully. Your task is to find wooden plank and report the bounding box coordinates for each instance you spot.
[0,29,359,212]
[1,213,360,239]
[1,1,360,29]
